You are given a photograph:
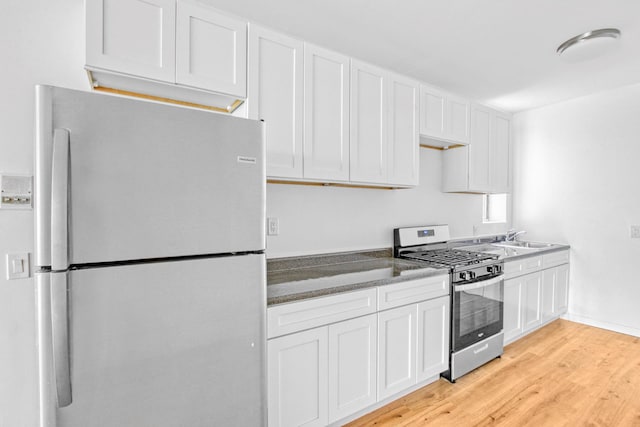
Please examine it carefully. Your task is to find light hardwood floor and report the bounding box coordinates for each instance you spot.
[346,319,640,426]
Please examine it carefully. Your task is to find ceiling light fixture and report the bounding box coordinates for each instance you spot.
[556,28,621,61]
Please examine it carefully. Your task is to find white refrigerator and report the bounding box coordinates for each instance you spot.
[34,85,266,426]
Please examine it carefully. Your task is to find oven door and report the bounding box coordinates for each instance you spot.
[452,275,503,352]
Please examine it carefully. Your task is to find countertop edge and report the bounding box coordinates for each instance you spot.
[499,244,571,262]
[267,265,449,306]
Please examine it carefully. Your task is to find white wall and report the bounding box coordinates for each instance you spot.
[512,83,640,337]
[266,147,509,258]
[0,1,86,425]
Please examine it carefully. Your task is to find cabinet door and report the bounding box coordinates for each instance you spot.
[419,86,445,138]
[268,328,328,427]
[490,113,510,193]
[388,74,419,186]
[541,268,556,323]
[447,96,471,144]
[328,314,377,423]
[349,60,387,183]
[468,105,491,192]
[554,264,570,315]
[86,0,176,82]
[175,0,247,97]
[377,304,417,400]
[416,296,450,382]
[523,272,543,332]
[303,44,350,181]
[503,277,523,344]
[248,25,304,178]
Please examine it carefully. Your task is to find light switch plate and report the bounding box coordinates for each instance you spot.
[6,253,30,280]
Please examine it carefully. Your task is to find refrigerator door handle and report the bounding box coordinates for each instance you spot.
[51,272,72,407]
[51,128,69,271]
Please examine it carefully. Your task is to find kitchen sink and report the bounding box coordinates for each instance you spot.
[460,243,545,258]
[494,241,553,249]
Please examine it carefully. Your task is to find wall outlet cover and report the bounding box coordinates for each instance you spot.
[267,217,279,236]
[631,225,640,239]
[6,253,30,280]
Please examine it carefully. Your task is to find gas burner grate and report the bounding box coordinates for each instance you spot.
[402,249,498,268]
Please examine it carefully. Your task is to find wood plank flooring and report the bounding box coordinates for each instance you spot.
[346,320,640,426]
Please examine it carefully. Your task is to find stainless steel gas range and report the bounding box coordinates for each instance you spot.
[394,225,504,382]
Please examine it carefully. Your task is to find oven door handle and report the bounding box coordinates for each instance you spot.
[454,275,503,292]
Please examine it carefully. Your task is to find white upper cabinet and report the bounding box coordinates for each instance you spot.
[86,0,176,82]
[247,25,303,178]
[420,88,444,137]
[419,85,470,147]
[86,0,246,110]
[349,60,388,184]
[442,104,511,193]
[388,73,419,186]
[468,105,491,191]
[349,63,419,186]
[176,0,246,97]
[303,44,351,182]
[490,112,511,192]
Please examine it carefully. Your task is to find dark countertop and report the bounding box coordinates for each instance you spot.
[267,249,449,306]
[267,242,570,306]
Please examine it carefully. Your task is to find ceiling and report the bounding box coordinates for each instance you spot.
[203,0,640,113]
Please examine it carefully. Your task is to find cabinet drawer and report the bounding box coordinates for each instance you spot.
[377,275,449,311]
[543,250,569,268]
[268,288,377,339]
[504,255,543,280]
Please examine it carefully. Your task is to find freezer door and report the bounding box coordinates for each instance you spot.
[38,254,266,427]
[35,85,265,267]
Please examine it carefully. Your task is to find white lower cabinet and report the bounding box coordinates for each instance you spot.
[541,263,570,322]
[503,278,524,343]
[416,296,450,382]
[328,314,377,423]
[268,327,329,427]
[554,264,570,314]
[377,294,450,401]
[267,275,450,426]
[377,304,417,400]
[504,272,542,342]
[503,250,570,345]
[522,272,542,333]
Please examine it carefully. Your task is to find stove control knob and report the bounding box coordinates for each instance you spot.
[468,271,476,280]
[459,272,467,281]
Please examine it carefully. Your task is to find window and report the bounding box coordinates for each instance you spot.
[483,193,507,223]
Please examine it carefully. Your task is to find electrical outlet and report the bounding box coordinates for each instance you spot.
[631,225,640,239]
[267,217,279,236]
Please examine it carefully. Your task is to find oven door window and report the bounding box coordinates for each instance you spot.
[452,280,503,352]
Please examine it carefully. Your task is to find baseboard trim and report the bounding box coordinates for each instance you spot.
[563,313,640,338]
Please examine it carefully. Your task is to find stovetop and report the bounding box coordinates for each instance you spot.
[400,249,499,269]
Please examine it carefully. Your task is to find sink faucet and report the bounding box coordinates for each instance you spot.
[505,229,526,242]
